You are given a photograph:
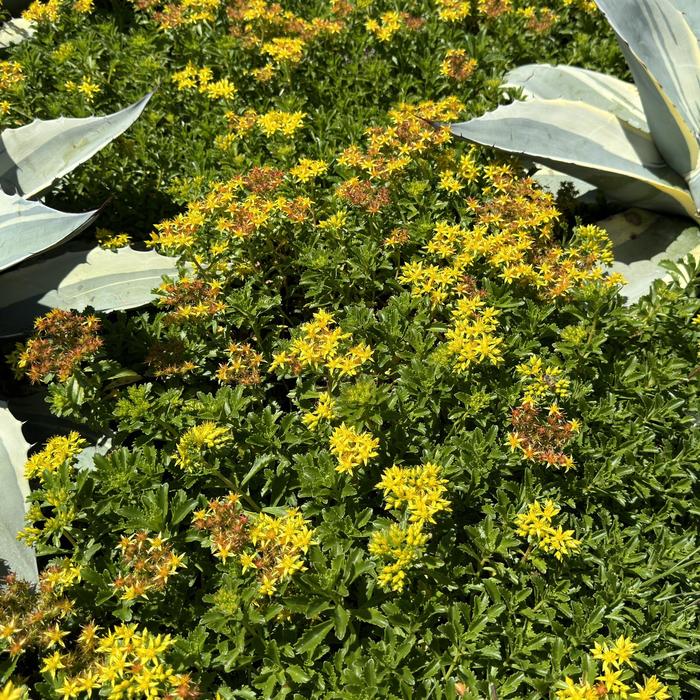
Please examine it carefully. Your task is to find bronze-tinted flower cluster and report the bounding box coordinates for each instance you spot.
[17,310,103,384]
[509,402,578,470]
[113,531,186,602]
[216,342,264,385]
[0,561,81,660]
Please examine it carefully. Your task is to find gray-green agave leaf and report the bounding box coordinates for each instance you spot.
[0,17,35,48]
[449,98,697,220]
[0,93,152,198]
[595,0,700,209]
[0,246,180,337]
[504,64,647,130]
[0,191,99,272]
[450,0,700,223]
[0,401,37,584]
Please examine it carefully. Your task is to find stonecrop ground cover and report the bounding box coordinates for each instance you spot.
[1,0,699,698]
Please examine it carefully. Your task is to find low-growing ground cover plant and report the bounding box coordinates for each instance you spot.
[0,0,699,698]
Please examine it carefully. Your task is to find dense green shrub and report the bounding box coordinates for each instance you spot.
[1,0,699,698]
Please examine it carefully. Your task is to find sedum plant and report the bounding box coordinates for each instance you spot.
[449,0,700,223]
[0,94,179,582]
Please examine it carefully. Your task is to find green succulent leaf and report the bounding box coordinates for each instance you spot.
[0,401,37,584]
[0,246,179,337]
[0,191,99,272]
[0,93,152,198]
[449,98,698,220]
[504,63,647,130]
[595,0,700,210]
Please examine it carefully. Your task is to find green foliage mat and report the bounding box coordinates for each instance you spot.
[1,0,699,698]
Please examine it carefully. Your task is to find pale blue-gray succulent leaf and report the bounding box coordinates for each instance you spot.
[603,207,700,302]
[0,18,35,48]
[449,98,698,221]
[504,64,648,131]
[0,245,179,337]
[595,0,700,207]
[0,93,152,198]
[669,0,700,43]
[0,401,37,583]
[0,191,99,272]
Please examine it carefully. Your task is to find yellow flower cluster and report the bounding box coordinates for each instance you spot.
[217,109,306,147]
[216,342,264,385]
[337,97,463,181]
[376,462,451,525]
[0,682,26,700]
[365,11,404,42]
[151,172,312,259]
[558,637,668,699]
[440,49,478,81]
[257,109,306,137]
[562,0,598,12]
[24,432,87,481]
[514,501,580,561]
[64,78,101,102]
[370,462,450,592]
[246,509,315,595]
[0,62,24,91]
[1,559,80,663]
[23,0,62,22]
[96,228,131,250]
[436,0,470,22]
[516,355,571,406]
[173,422,231,472]
[42,624,191,699]
[271,310,373,377]
[401,168,621,303]
[261,37,306,64]
[329,423,379,475]
[113,532,186,601]
[302,391,335,430]
[445,294,504,370]
[289,158,327,183]
[133,0,222,28]
[171,63,237,100]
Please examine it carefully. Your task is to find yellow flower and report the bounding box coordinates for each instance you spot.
[0,681,26,700]
[174,422,231,472]
[329,423,379,474]
[261,37,306,64]
[25,432,87,480]
[256,109,306,137]
[41,650,66,678]
[290,158,327,183]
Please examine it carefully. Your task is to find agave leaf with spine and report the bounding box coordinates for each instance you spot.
[0,93,151,198]
[0,191,99,272]
[449,0,700,223]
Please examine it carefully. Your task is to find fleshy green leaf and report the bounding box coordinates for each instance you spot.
[0,401,37,583]
[0,246,179,337]
[505,63,647,130]
[0,190,98,272]
[449,98,698,220]
[0,93,152,198]
[595,0,700,209]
